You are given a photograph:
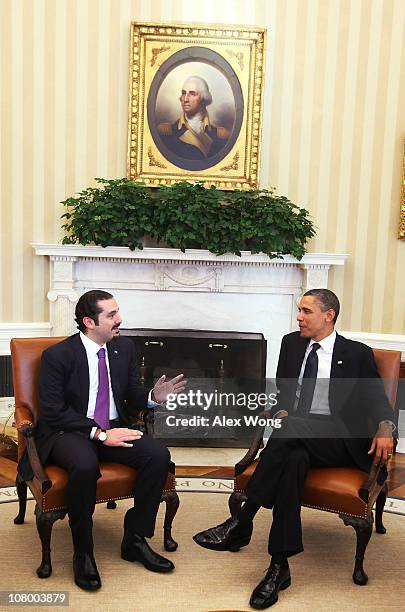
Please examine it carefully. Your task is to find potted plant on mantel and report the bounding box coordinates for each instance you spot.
[61,179,316,259]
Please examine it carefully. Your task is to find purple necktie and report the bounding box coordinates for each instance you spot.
[93,348,110,430]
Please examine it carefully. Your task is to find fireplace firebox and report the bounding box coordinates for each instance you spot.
[122,329,267,448]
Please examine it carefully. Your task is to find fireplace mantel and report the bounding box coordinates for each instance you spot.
[33,244,348,375]
[33,244,348,268]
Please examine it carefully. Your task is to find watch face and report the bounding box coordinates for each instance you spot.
[99,431,107,442]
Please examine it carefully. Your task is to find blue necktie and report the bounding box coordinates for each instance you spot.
[296,343,321,416]
[93,348,110,430]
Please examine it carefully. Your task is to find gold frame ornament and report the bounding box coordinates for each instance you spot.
[127,22,266,189]
[399,140,405,239]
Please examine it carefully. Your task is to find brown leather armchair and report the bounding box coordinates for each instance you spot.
[11,337,179,579]
[229,348,400,585]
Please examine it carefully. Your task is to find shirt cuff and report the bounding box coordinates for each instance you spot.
[90,426,98,440]
[147,389,159,408]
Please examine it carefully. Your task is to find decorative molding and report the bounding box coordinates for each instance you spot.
[0,397,14,419]
[339,331,405,360]
[0,323,52,354]
[33,244,349,268]
[155,265,224,292]
[303,264,330,291]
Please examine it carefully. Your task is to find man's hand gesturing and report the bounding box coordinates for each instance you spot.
[103,428,143,447]
[152,373,187,404]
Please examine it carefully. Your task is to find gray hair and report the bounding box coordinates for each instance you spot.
[303,288,340,323]
[182,76,212,106]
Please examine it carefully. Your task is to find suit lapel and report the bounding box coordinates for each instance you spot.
[107,340,122,407]
[329,333,352,412]
[330,333,347,378]
[292,335,309,378]
[71,334,90,414]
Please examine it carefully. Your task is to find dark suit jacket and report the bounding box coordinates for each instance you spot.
[18,334,149,480]
[275,331,394,471]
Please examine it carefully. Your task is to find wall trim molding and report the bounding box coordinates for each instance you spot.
[339,331,405,360]
[0,323,403,357]
[0,323,52,355]
[0,397,14,419]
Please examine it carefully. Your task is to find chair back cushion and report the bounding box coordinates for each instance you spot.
[11,337,66,456]
[372,348,401,409]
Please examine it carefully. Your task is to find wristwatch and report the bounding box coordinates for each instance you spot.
[97,429,108,443]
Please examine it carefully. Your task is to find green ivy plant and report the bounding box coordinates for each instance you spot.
[61,179,316,259]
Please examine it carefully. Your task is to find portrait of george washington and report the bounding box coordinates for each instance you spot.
[147,48,244,172]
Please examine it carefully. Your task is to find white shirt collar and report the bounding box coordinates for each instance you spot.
[308,330,336,354]
[79,331,107,356]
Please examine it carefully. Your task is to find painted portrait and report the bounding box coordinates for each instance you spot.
[147,48,243,172]
[128,23,266,189]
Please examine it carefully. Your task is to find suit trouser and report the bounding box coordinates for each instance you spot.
[245,416,358,557]
[48,432,170,553]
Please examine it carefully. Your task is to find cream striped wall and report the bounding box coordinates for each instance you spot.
[0,0,404,333]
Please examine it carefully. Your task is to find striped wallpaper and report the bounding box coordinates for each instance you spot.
[0,0,404,333]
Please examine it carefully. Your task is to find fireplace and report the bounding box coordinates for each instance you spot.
[122,328,267,447]
[32,244,348,447]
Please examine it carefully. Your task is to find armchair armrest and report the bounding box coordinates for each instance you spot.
[123,400,154,435]
[19,424,52,495]
[14,403,36,430]
[235,413,267,476]
[358,457,387,507]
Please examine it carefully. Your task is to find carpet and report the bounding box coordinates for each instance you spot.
[0,493,404,612]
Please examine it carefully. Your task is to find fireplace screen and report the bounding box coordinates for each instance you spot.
[121,329,268,448]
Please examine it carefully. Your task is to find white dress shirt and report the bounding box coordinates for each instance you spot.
[296,330,336,415]
[80,332,156,438]
[80,332,119,437]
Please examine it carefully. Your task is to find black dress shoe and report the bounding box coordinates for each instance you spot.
[121,530,174,573]
[193,517,253,551]
[249,561,291,609]
[73,552,101,591]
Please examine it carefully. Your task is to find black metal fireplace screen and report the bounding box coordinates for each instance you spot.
[121,329,268,448]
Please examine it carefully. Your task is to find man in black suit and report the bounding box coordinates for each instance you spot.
[194,289,394,609]
[23,290,186,591]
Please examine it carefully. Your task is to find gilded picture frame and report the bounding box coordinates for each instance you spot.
[399,140,405,239]
[127,22,266,189]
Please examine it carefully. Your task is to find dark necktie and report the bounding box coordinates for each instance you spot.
[296,342,321,417]
[93,348,110,430]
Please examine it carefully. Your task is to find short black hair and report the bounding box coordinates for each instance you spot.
[75,290,114,333]
[303,288,340,324]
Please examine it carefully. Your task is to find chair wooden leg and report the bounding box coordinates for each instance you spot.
[14,475,27,525]
[340,513,373,585]
[229,491,246,518]
[375,483,387,534]
[161,490,179,552]
[34,505,66,578]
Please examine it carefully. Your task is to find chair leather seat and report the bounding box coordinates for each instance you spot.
[302,467,368,517]
[36,463,175,512]
[235,460,368,518]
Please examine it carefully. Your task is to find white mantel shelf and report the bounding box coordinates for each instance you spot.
[32,244,348,267]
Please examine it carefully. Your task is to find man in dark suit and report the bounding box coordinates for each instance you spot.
[194,289,394,609]
[22,290,186,591]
